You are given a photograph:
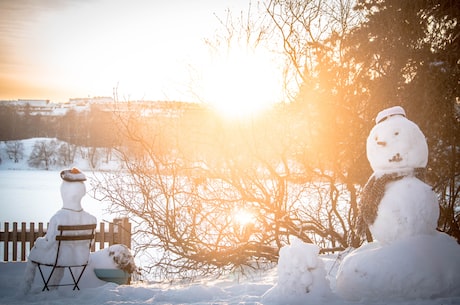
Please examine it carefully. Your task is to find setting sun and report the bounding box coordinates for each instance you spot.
[199,48,284,118]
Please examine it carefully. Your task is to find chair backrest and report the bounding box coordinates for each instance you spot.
[54,224,96,267]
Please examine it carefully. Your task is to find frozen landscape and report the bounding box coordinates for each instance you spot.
[1,106,460,305]
[1,244,460,305]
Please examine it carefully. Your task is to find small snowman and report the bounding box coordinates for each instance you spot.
[22,168,97,293]
[336,106,460,301]
[357,106,439,243]
[262,237,332,304]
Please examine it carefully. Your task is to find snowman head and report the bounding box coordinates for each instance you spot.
[367,106,428,172]
[60,168,86,210]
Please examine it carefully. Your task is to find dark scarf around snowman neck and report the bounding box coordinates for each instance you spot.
[357,167,426,237]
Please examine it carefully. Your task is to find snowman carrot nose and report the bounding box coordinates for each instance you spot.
[377,141,386,146]
[70,167,81,174]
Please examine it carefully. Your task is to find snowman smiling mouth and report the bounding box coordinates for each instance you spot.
[389,153,403,163]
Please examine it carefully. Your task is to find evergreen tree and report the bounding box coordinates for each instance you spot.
[346,0,460,239]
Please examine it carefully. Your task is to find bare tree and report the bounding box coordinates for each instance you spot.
[93,97,363,281]
[264,0,363,99]
[5,140,24,163]
[56,142,77,166]
[87,147,101,169]
[28,139,58,170]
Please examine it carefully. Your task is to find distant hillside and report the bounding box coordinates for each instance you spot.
[0,99,202,142]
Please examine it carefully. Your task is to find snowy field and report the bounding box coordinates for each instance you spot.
[0,170,112,224]
[1,139,460,304]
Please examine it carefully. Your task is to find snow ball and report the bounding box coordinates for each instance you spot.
[262,237,332,304]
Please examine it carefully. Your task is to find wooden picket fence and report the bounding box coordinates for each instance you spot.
[0,218,131,262]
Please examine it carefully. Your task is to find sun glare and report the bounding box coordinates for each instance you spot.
[233,209,255,226]
[200,48,283,118]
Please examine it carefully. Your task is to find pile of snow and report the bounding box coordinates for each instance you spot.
[262,237,333,304]
[336,234,460,301]
[90,244,137,274]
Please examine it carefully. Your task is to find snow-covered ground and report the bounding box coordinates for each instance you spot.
[4,261,276,305]
[1,251,460,305]
[1,138,460,304]
[0,170,460,305]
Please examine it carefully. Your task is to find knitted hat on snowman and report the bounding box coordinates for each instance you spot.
[60,167,86,182]
[375,106,406,124]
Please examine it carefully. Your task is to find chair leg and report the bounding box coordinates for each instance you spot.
[36,264,50,291]
[35,264,89,291]
[68,267,79,290]
[68,265,87,290]
[43,266,57,292]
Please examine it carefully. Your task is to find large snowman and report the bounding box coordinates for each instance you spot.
[22,168,97,293]
[336,106,460,301]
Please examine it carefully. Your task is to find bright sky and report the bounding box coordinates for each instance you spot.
[0,0,285,116]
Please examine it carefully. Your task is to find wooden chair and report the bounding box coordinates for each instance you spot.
[31,224,96,291]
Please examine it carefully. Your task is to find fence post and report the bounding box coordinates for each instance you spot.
[3,222,9,262]
[29,222,35,249]
[113,218,131,249]
[12,222,17,261]
[21,222,26,261]
[1,219,132,261]
[100,222,105,249]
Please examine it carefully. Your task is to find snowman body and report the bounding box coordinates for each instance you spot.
[366,113,439,243]
[336,107,460,301]
[28,180,97,265]
[23,169,97,293]
[370,176,438,243]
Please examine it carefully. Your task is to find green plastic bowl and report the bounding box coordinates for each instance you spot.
[94,268,130,285]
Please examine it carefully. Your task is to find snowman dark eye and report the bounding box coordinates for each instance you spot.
[394,132,399,136]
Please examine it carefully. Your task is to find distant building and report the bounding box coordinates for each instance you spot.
[0,99,59,116]
[0,97,199,118]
